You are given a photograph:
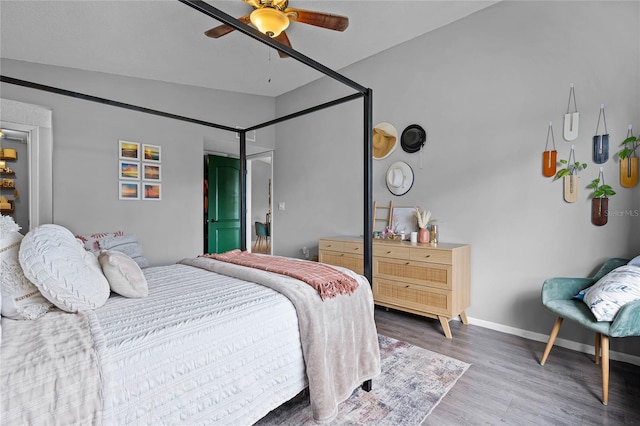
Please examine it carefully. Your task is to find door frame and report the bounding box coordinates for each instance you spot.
[246,151,273,254]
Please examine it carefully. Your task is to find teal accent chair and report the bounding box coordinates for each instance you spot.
[253,221,270,252]
[540,257,640,405]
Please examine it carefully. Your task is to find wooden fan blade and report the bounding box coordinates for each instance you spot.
[274,31,292,58]
[204,14,251,39]
[285,8,349,31]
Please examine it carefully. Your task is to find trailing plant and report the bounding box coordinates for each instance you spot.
[587,178,616,198]
[618,135,640,159]
[553,158,587,180]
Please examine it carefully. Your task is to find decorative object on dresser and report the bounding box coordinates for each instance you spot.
[414,207,434,243]
[319,237,471,338]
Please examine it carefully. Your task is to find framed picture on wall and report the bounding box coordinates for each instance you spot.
[119,140,140,160]
[142,144,161,162]
[119,181,140,200]
[119,160,140,180]
[143,163,161,181]
[143,183,161,200]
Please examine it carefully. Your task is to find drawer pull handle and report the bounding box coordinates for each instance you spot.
[387,251,392,254]
[354,247,359,251]
[406,262,410,265]
[405,285,410,288]
[425,255,431,258]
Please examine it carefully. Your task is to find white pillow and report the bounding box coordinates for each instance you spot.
[583,265,640,321]
[19,224,110,313]
[98,250,148,298]
[0,219,52,320]
[628,255,640,267]
[98,234,150,268]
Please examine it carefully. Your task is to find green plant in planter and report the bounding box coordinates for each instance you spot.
[587,177,616,198]
[618,135,640,159]
[553,158,588,180]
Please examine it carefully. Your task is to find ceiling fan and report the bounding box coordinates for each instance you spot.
[204,0,349,58]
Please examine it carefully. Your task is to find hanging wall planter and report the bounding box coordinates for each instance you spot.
[554,144,587,203]
[542,121,557,177]
[619,125,639,188]
[588,168,615,226]
[563,83,579,141]
[592,104,609,164]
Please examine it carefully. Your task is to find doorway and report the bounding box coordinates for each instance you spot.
[204,154,241,254]
[247,151,273,254]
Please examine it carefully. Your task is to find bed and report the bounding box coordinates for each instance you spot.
[0,223,381,425]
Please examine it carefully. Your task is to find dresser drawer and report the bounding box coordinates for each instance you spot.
[373,244,410,260]
[319,239,344,252]
[344,241,364,255]
[319,251,363,275]
[409,247,452,264]
[373,257,451,289]
[373,278,451,316]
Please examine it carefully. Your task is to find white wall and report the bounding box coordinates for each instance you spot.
[274,1,640,356]
[0,59,276,265]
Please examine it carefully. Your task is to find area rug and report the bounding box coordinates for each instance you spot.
[256,334,470,425]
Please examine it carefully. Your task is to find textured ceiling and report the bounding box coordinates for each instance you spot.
[0,1,498,97]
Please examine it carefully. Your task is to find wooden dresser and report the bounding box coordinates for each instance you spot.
[319,237,470,338]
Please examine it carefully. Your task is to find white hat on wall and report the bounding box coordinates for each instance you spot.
[386,161,413,196]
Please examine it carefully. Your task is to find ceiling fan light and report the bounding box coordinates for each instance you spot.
[250,8,289,37]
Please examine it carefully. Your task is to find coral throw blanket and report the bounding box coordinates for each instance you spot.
[202,250,359,300]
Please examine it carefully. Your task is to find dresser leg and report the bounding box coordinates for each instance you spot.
[459,310,469,325]
[438,315,453,338]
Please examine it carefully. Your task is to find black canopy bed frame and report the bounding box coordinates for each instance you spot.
[0,0,374,285]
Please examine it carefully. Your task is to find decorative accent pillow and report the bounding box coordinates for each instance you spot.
[0,215,52,320]
[75,231,124,253]
[98,234,150,268]
[583,265,640,321]
[628,255,640,267]
[98,250,148,298]
[19,224,110,313]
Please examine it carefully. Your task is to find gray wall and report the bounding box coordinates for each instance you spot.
[274,1,640,357]
[0,59,276,265]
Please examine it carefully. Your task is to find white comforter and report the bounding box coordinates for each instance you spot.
[95,263,307,425]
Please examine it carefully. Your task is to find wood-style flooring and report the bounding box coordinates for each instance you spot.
[373,307,640,426]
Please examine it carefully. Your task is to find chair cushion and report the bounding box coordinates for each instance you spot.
[583,265,640,322]
[545,299,611,334]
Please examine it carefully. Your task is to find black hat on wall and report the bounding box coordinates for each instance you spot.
[400,124,426,153]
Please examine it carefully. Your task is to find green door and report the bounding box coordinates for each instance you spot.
[205,155,240,254]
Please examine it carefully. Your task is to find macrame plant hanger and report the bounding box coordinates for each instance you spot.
[542,121,557,177]
[620,124,638,188]
[593,103,609,164]
[563,144,580,203]
[563,83,579,141]
[591,167,609,226]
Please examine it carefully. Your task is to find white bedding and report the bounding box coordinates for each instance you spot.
[95,263,307,425]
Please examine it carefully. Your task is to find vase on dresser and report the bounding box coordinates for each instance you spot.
[418,228,429,243]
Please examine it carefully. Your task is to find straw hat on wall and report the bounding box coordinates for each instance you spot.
[373,122,398,160]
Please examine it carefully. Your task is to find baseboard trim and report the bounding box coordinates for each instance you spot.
[466,316,640,367]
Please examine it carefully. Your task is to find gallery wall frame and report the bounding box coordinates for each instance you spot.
[119,181,140,200]
[119,140,140,161]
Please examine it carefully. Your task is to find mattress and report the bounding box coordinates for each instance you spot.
[94,263,307,425]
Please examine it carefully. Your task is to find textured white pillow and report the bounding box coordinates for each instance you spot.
[1,219,52,320]
[583,265,640,321]
[19,224,110,313]
[98,250,148,298]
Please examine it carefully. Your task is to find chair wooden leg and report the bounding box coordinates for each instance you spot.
[595,333,601,365]
[540,317,563,365]
[601,335,609,405]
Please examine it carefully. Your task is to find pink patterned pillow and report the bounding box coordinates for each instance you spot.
[75,231,124,253]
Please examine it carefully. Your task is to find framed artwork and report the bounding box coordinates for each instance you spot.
[119,140,140,160]
[392,207,418,234]
[119,160,140,180]
[142,144,161,162]
[143,163,161,181]
[143,183,161,200]
[119,181,140,200]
